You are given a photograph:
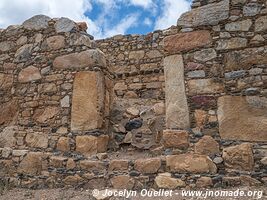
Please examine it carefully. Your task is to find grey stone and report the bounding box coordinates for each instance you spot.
[164,55,190,129]
[232,0,246,5]
[216,38,247,50]
[213,157,224,164]
[187,70,205,78]
[225,19,252,32]
[243,3,262,16]
[0,41,15,52]
[22,15,51,30]
[61,95,70,108]
[249,68,263,75]
[0,126,16,148]
[224,70,246,80]
[55,17,76,33]
[14,44,33,63]
[177,0,229,27]
[255,16,267,32]
[2,147,12,158]
[245,88,260,96]
[261,157,267,165]
[194,48,217,62]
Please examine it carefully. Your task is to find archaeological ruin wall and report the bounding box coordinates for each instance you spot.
[0,0,267,190]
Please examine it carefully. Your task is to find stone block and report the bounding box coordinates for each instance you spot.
[218,96,267,142]
[162,130,189,149]
[163,30,211,53]
[188,79,224,95]
[164,55,190,129]
[71,71,105,131]
[155,173,185,189]
[18,152,43,175]
[18,66,41,83]
[134,158,161,174]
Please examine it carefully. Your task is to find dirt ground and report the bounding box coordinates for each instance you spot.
[0,186,266,200]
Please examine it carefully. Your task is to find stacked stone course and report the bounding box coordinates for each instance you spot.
[0,0,267,190]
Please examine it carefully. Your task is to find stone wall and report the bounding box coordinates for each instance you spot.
[0,0,267,190]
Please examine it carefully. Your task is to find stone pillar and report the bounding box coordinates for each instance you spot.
[71,71,105,132]
[164,54,190,129]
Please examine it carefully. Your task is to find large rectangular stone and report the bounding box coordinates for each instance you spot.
[218,96,267,142]
[53,49,106,69]
[163,30,211,53]
[164,55,190,129]
[224,47,267,71]
[188,79,224,95]
[177,0,229,27]
[71,71,105,131]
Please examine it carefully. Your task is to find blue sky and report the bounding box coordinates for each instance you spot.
[0,0,191,39]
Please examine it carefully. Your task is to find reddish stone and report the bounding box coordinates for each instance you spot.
[163,30,211,53]
[77,22,88,31]
[186,62,205,70]
[191,96,216,108]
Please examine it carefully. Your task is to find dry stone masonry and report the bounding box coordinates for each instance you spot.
[0,0,267,190]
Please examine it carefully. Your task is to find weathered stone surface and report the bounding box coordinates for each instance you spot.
[60,95,70,108]
[109,160,129,171]
[110,175,134,189]
[163,31,211,53]
[218,96,267,142]
[177,0,229,27]
[196,177,213,188]
[63,175,83,185]
[22,15,51,30]
[55,17,76,33]
[129,50,144,60]
[187,70,205,78]
[18,66,41,83]
[0,73,13,90]
[0,41,15,52]
[0,99,18,125]
[25,132,48,148]
[134,158,161,174]
[14,44,33,63]
[195,135,220,155]
[162,130,189,149]
[53,49,106,69]
[80,160,106,172]
[152,102,165,115]
[76,135,97,157]
[97,135,109,153]
[18,152,43,175]
[224,47,267,71]
[56,137,70,152]
[166,154,217,174]
[255,15,267,32]
[33,107,59,123]
[146,50,162,58]
[164,55,190,129]
[46,35,65,50]
[222,143,254,171]
[0,126,16,148]
[155,173,185,189]
[71,72,105,131]
[216,38,247,50]
[188,79,224,95]
[194,48,217,62]
[243,3,262,16]
[194,109,207,128]
[225,19,252,31]
[224,70,246,80]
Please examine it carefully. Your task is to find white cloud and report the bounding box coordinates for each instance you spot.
[154,0,190,30]
[144,18,152,26]
[129,0,153,9]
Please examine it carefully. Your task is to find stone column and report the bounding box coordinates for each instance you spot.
[164,54,190,129]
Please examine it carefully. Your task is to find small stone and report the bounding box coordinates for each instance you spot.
[18,152,43,175]
[63,175,83,185]
[2,147,12,158]
[152,102,165,115]
[56,137,70,152]
[245,88,260,96]
[110,175,134,189]
[216,38,247,50]
[126,107,140,116]
[54,17,76,33]
[213,157,223,164]
[76,135,97,157]
[194,48,217,62]
[194,109,207,128]
[249,68,263,75]
[162,130,189,149]
[25,132,48,148]
[129,50,144,60]
[187,70,205,78]
[188,79,224,95]
[109,160,129,171]
[196,177,213,188]
[41,66,51,75]
[155,173,185,189]
[125,118,143,131]
[225,19,252,31]
[18,66,41,83]
[14,44,33,63]
[222,143,254,171]
[123,132,132,143]
[260,157,267,165]
[255,16,267,32]
[243,3,262,16]
[134,158,161,174]
[0,41,15,52]
[60,95,70,108]
[224,70,246,80]
[195,136,220,156]
[33,107,59,123]
[22,15,51,30]
[46,35,65,50]
[124,91,138,99]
